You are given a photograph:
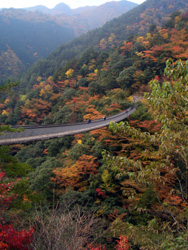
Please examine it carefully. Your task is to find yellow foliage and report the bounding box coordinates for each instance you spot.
[127,96,133,102]
[175,15,181,24]
[2,110,8,116]
[44,84,53,93]
[39,82,45,88]
[135,51,144,57]
[4,98,10,104]
[65,68,74,78]
[146,33,152,40]
[77,140,82,144]
[37,76,42,82]
[39,88,45,96]
[88,59,96,70]
[25,99,30,108]
[136,36,144,42]
[48,76,53,81]
[20,95,26,101]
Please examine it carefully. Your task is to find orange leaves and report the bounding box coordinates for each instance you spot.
[105,102,120,112]
[86,72,98,81]
[73,134,84,144]
[115,235,130,250]
[142,28,188,61]
[89,127,113,141]
[21,98,52,123]
[65,93,90,112]
[52,154,98,191]
[138,120,161,133]
[154,164,177,201]
[159,28,169,39]
[142,45,166,62]
[120,42,133,54]
[83,105,104,121]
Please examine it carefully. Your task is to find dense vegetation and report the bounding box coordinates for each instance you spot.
[18,0,188,91]
[0,0,188,249]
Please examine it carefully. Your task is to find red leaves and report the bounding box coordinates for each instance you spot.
[0,224,34,250]
[115,235,130,250]
[85,235,129,250]
[0,172,5,180]
[87,244,107,250]
[96,188,105,198]
[43,149,48,155]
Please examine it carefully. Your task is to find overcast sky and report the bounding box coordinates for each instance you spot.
[0,0,146,9]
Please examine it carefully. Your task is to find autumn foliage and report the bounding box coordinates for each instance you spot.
[0,224,34,250]
[0,170,34,249]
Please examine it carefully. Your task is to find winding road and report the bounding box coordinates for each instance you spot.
[0,106,136,145]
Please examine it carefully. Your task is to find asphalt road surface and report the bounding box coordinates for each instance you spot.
[0,107,136,145]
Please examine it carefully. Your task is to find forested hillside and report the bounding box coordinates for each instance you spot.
[0,9,75,81]
[0,0,188,249]
[0,1,136,82]
[19,0,188,90]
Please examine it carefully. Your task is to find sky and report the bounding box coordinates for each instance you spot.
[0,0,146,9]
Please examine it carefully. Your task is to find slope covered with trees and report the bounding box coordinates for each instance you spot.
[0,1,137,82]
[0,1,188,249]
[18,0,188,90]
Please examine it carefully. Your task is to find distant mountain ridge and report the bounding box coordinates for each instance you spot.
[19,0,188,89]
[26,3,72,15]
[0,1,137,82]
[25,1,138,16]
[0,9,75,81]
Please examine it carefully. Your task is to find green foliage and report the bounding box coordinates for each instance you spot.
[106,59,188,248]
[0,146,31,177]
[130,102,152,121]
[117,66,136,88]
[137,187,158,208]
[29,157,60,196]
[0,2,188,249]
[12,178,44,211]
[0,80,19,91]
[89,81,104,96]
[16,141,45,163]
[68,143,89,161]
[161,234,188,250]
[100,169,115,194]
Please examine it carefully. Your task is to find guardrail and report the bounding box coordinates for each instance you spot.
[0,106,136,145]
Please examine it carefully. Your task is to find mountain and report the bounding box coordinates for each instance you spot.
[19,0,188,89]
[0,9,75,81]
[26,3,72,15]
[0,2,188,249]
[72,0,138,30]
[25,1,138,32]
[26,1,138,17]
[0,1,137,82]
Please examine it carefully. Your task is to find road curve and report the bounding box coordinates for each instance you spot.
[0,107,136,145]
